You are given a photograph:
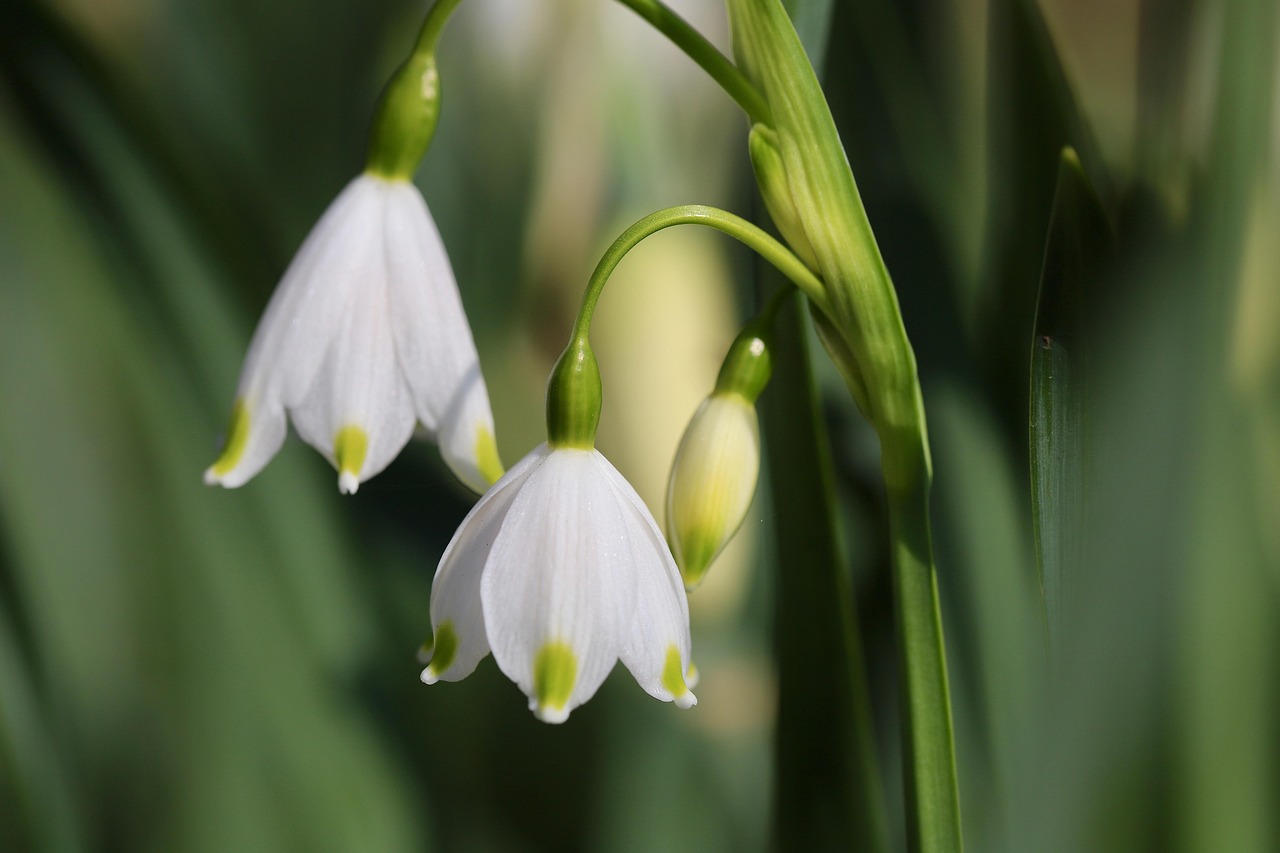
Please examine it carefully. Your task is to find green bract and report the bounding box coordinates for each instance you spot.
[748,123,818,271]
[725,3,961,850]
[727,0,928,492]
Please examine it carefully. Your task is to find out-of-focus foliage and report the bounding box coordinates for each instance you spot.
[1,0,1277,851]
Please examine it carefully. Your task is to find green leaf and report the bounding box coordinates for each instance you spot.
[1029,147,1110,661]
[0,14,425,852]
[762,294,888,853]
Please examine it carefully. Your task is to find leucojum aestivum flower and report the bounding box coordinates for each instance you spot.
[205,0,963,849]
[205,22,500,495]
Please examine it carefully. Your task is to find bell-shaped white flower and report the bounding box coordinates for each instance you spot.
[204,173,502,494]
[666,391,761,589]
[420,443,697,723]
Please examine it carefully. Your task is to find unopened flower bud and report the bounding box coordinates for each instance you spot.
[666,327,770,589]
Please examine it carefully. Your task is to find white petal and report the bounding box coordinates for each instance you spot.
[480,448,636,722]
[423,444,551,684]
[597,455,697,708]
[436,366,502,494]
[382,182,492,434]
[289,202,415,493]
[208,177,383,488]
[239,176,385,407]
[202,392,287,488]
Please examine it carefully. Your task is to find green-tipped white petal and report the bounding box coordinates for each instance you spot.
[203,396,287,489]
[480,448,635,722]
[205,177,381,487]
[598,460,697,709]
[206,174,499,493]
[422,445,549,684]
[666,393,761,589]
[289,235,415,493]
[436,369,504,493]
[383,180,500,493]
[423,444,697,722]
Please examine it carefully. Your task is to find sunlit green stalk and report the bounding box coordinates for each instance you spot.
[611,0,771,124]
[569,204,826,340]
[722,0,962,843]
[886,469,960,853]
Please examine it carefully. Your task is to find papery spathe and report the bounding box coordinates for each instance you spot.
[205,173,501,494]
[421,443,697,723]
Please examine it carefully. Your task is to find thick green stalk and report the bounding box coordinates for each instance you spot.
[724,0,963,846]
[887,470,961,853]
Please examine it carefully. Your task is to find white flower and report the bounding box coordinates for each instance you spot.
[666,391,760,589]
[204,173,502,494]
[420,443,697,723]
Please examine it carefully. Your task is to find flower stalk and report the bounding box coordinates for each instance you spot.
[611,0,771,124]
[613,0,962,847]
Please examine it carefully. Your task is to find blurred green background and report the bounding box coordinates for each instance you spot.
[0,0,1276,851]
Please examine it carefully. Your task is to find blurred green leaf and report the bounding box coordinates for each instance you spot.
[980,0,1107,433]
[929,384,1040,852]
[1029,146,1111,661]
[762,294,887,853]
[0,10,425,850]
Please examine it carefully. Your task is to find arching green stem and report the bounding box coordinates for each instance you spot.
[570,205,825,343]
[414,0,465,56]
[612,0,771,125]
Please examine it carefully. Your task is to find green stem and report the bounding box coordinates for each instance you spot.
[570,204,826,341]
[884,438,963,853]
[747,279,795,334]
[612,0,772,124]
[414,0,465,55]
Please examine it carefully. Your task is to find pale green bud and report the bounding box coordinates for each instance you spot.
[715,324,773,402]
[666,391,760,590]
[366,53,441,181]
[546,337,603,449]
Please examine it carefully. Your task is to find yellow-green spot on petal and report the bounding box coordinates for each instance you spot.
[427,621,457,677]
[661,644,689,699]
[475,424,504,486]
[334,425,368,493]
[417,635,434,664]
[210,399,250,476]
[533,642,578,718]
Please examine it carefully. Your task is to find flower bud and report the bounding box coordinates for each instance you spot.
[666,326,771,589]
[666,392,760,590]
[749,123,819,272]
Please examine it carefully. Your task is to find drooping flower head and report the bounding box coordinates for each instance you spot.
[203,174,501,494]
[205,30,501,494]
[421,339,697,722]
